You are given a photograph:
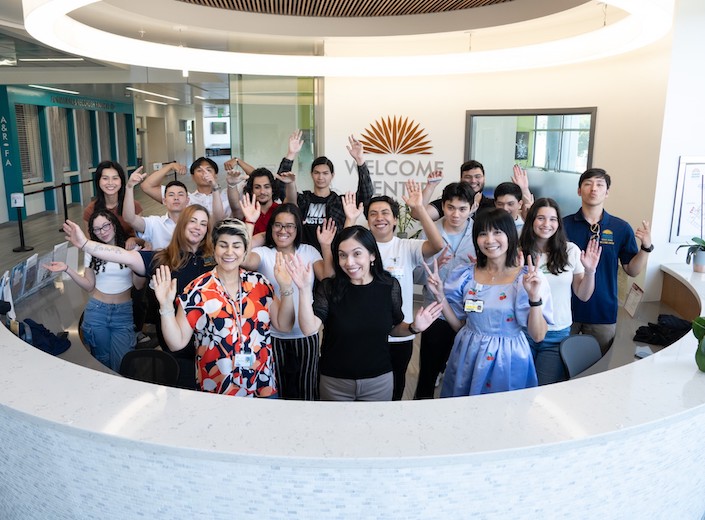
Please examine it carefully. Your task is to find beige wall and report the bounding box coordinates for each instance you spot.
[323,37,672,299]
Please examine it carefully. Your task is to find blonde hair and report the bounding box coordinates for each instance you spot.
[212,218,250,252]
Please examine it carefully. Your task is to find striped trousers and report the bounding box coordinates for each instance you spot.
[272,334,320,401]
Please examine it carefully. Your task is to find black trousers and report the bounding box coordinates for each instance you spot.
[414,319,456,399]
[389,339,413,401]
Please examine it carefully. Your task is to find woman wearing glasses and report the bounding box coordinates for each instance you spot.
[45,210,136,371]
[241,202,335,400]
[519,198,601,384]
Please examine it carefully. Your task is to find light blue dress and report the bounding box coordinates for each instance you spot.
[440,264,552,397]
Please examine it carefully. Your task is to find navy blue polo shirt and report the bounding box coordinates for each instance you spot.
[563,209,638,324]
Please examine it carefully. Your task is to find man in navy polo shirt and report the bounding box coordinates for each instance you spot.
[563,168,653,353]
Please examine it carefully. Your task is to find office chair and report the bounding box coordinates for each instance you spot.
[559,334,602,379]
[119,349,180,387]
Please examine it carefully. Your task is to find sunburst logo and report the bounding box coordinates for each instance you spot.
[359,116,432,155]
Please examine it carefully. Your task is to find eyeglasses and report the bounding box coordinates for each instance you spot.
[92,222,113,234]
[272,223,296,231]
[590,222,601,243]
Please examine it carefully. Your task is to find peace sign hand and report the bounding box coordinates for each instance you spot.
[521,254,542,301]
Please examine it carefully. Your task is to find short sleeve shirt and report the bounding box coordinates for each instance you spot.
[179,268,277,397]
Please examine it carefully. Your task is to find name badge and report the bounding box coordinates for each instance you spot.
[234,352,255,369]
[464,299,484,313]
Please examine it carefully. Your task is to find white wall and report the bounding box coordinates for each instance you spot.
[323,36,672,299]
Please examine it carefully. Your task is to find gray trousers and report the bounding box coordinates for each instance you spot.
[319,372,393,401]
[570,322,616,355]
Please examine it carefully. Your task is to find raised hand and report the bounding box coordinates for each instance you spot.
[522,254,542,301]
[402,180,423,209]
[435,245,452,270]
[151,265,177,308]
[127,166,146,188]
[224,158,240,173]
[240,192,261,224]
[635,220,652,249]
[288,130,304,156]
[427,170,443,184]
[342,191,363,223]
[580,237,602,273]
[511,164,529,192]
[170,162,188,176]
[346,135,364,164]
[316,218,337,248]
[471,190,482,214]
[276,171,296,184]
[274,251,293,291]
[412,301,444,332]
[63,219,88,248]
[125,237,142,251]
[284,253,313,291]
[422,258,445,303]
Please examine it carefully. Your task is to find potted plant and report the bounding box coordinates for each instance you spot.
[396,203,415,239]
[677,237,705,273]
[691,316,705,371]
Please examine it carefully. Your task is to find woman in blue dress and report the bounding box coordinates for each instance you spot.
[425,208,552,396]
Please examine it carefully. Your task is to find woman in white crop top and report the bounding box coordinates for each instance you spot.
[45,209,135,371]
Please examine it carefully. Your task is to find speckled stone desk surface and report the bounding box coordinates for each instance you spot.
[1,263,704,461]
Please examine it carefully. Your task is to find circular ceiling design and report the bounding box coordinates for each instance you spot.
[176,0,512,18]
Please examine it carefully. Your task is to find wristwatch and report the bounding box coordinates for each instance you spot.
[528,298,543,307]
[641,243,654,252]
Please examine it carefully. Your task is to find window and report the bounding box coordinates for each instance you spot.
[14,103,44,184]
[532,114,592,173]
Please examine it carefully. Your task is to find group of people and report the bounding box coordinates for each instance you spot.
[47,130,653,402]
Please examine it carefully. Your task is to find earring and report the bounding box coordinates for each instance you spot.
[371,261,375,266]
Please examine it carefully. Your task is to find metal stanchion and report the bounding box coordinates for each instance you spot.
[12,207,33,253]
[59,182,69,231]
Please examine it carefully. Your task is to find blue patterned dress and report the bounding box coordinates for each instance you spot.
[440,264,553,397]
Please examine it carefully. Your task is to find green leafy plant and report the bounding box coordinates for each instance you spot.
[396,203,415,237]
[691,316,705,372]
[677,237,705,264]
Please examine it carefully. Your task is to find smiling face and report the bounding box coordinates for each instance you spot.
[271,212,297,251]
[91,215,116,245]
[183,209,209,249]
[214,233,246,274]
[251,175,273,206]
[337,237,375,285]
[476,227,508,261]
[578,176,609,208]
[98,167,121,198]
[460,167,485,194]
[366,201,397,242]
[532,205,560,241]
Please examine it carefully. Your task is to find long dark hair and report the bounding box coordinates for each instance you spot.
[87,209,127,275]
[330,225,391,303]
[93,161,127,215]
[473,208,519,268]
[520,198,569,275]
[265,204,303,249]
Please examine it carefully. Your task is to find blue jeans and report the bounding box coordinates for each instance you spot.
[527,327,570,385]
[81,298,136,372]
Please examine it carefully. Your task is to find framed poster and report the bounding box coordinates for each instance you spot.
[670,156,705,243]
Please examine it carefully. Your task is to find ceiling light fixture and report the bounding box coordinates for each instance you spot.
[22,0,674,77]
[194,95,206,100]
[28,84,80,94]
[143,99,168,105]
[19,57,84,62]
[125,87,179,101]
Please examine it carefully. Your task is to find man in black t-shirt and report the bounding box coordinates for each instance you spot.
[283,135,374,251]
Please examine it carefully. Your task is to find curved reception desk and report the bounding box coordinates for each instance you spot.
[2,263,705,519]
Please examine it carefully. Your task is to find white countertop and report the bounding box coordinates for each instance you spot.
[1,263,704,461]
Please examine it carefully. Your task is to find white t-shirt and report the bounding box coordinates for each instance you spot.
[251,244,322,339]
[160,185,231,218]
[376,237,425,342]
[536,242,585,330]
[83,252,133,294]
[139,213,176,250]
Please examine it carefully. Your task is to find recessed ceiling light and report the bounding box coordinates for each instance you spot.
[125,87,179,101]
[144,99,168,105]
[194,95,206,100]
[28,84,80,94]
[19,57,84,62]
